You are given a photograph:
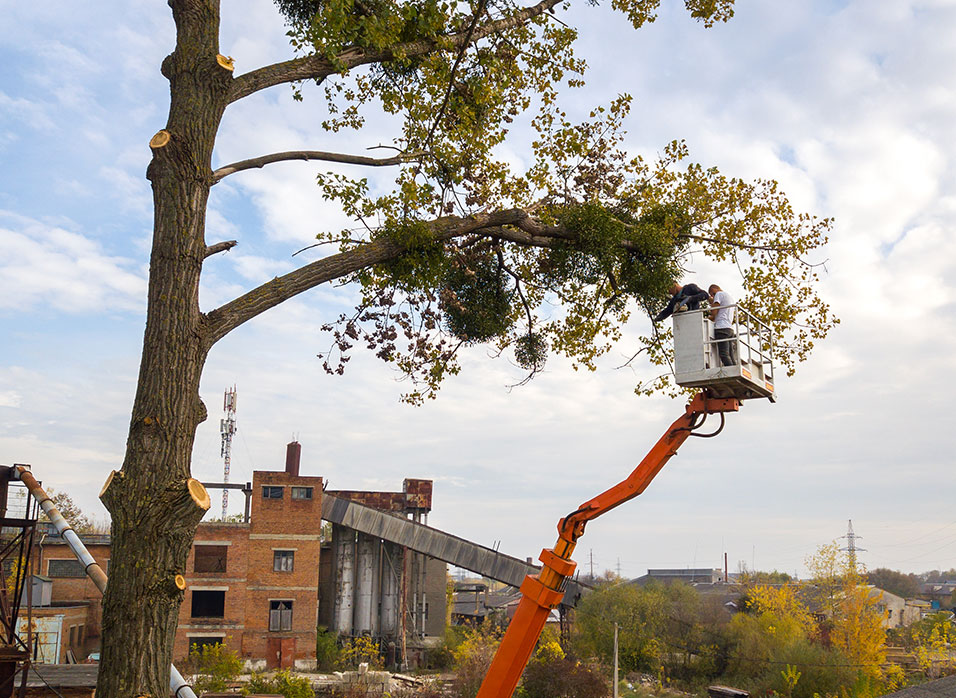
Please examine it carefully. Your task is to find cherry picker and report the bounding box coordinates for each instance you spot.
[477,305,774,697]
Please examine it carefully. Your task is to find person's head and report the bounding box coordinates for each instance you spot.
[669,282,682,295]
[708,284,721,296]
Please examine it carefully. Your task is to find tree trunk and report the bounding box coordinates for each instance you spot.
[97,2,231,696]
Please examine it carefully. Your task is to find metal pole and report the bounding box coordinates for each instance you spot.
[613,622,619,698]
[13,465,198,698]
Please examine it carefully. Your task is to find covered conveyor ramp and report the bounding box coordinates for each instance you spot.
[321,494,586,606]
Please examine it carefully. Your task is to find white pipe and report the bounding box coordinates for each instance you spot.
[13,465,198,698]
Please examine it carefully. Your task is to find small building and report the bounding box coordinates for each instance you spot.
[30,533,112,661]
[631,568,725,586]
[16,601,91,663]
[174,440,323,669]
[919,582,956,611]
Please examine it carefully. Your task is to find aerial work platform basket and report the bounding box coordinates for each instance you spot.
[672,305,775,401]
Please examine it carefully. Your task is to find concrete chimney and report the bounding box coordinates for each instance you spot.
[285,441,301,476]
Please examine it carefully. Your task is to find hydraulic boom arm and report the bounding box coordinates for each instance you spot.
[476,391,740,698]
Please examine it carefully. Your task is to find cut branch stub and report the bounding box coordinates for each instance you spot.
[99,470,121,499]
[187,478,210,510]
[149,130,171,150]
[173,574,187,591]
[216,54,235,72]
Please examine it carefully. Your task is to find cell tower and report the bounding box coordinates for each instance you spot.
[220,387,237,520]
[839,519,866,571]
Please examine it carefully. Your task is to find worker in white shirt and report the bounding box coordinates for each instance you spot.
[708,284,737,367]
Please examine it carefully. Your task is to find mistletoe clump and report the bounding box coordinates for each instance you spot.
[514,333,548,372]
[541,201,686,307]
[441,251,514,344]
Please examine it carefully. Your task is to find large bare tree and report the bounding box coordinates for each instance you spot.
[95,0,836,695]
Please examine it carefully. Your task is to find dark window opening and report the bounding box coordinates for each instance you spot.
[191,590,226,618]
[291,487,313,500]
[273,550,294,572]
[48,559,86,578]
[194,545,228,574]
[262,486,283,499]
[188,637,225,652]
[269,600,293,631]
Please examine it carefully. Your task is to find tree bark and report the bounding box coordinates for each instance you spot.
[96,1,230,696]
[91,3,577,695]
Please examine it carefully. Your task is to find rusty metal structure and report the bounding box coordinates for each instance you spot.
[11,464,198,698]
[0,465,39,698]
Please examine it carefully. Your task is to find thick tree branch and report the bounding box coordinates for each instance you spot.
[227,0,563,103]
[203,209,533,345]
[204,202,793,346]
[204,240,237,258]
[211,149,419,183]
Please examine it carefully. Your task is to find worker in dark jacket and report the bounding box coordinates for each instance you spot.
[654,282,710,322]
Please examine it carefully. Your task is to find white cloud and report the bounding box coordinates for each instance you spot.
[0,391,22,408]
[0,212,146,313]
[0,90,56,131]
[3,0,956,578]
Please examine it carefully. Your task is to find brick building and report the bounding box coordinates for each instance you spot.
[31,534,112,660]
[175,441,322,668]
[34,442,447,669]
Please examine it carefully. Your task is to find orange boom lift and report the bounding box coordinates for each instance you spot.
[476,390,741,698]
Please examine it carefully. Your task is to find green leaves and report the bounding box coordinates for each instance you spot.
[280,0,836,400]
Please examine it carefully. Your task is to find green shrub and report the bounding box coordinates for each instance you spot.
[316,626,340,671]
[242,669,314,698]
[451,626,502,698]
[186,642,242,695]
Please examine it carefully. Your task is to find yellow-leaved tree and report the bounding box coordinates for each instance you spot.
[805,542,904,693]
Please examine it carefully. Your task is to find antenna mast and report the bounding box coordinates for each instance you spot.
[220,387,237,520]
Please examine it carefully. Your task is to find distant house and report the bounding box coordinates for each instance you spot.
[451,583,521,626]
[919,582,956,611]
[631,568,724,586]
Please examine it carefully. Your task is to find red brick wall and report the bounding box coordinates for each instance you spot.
[174,524,250,661]
[174,470,324,664]
[328,478,433,512]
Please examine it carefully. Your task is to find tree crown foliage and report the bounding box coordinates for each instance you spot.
[266,0,837,403]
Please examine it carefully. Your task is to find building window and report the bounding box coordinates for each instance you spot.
[188,636,225,652]
[191,590,226,618]
[194,545,228,574]
[273,550,294,572]
[269,600,293,631]
[48,559,86,578]
[291,487,313,500]
[262,486,283,499]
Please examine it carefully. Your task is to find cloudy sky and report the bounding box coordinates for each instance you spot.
[2,0,955,581]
